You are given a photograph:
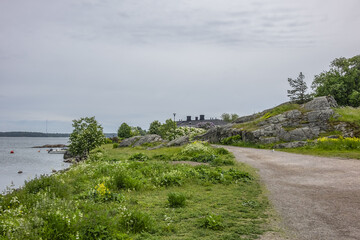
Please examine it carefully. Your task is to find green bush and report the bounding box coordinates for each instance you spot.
[113,172,143,190]
[214,147,230,155]
[105,138,113,144]
[113,143,119,148]
[168,192,186,208]
[201,213,224,230]
[24,175,70,198]
[221,135,242,145]
[129,153,149,161]
[119,209,154,233]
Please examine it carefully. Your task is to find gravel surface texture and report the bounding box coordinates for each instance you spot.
[224,146,360,240]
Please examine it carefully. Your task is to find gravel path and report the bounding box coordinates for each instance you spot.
[224,146,360,240]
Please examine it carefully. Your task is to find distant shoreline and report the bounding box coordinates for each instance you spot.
[0,132,70,137]
[0,132,117,138]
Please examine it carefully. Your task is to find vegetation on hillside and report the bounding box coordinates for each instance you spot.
[311,55,360,107]
[233,103,302,131]
[0,142,272,239]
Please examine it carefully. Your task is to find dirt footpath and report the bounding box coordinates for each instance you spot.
[224,146,360,240]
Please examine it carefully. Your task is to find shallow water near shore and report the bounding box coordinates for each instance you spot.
[0,137,70,193]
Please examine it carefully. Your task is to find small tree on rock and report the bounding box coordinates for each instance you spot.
[69,116,105,158]
[287,72,311,104]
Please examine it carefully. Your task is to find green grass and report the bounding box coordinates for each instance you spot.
[279,148,360,160]
[333,107,360,125]
[0,143,273,239]
[234,103,303,131]
[260,103,303,120]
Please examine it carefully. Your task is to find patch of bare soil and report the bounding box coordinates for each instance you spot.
[224,146,360,240]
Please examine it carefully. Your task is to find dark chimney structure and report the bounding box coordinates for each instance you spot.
[200,115,205,121]
[195,117,199,121]
[186,116,191,121]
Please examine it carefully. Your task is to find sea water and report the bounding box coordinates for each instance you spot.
[0,137,71,193]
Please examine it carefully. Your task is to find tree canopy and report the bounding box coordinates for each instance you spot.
[148,120,162,135]
[69,116,105,157]
[118,123,132,139]
[287,72,311,104]
[311,55,360,107]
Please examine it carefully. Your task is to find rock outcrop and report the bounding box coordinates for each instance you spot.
[166,136,189,147]
[118,134,163,147]
[197,96,349,147]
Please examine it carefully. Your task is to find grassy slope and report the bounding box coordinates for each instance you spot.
[0,144,274,240]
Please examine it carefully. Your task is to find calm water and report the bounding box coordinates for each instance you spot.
[0,137,71,193]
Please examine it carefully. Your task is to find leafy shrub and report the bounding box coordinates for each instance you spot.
[154,170,185,187]
[105,138,113,144]
[168,192,186,208]
[214,147,230,155]
[113,172,143,190]
[221,135,242,145]
[227,168,254,182]
[119,209,154,233]
[129,153,149,161]
[182,141,213,155]
[24,175,70,198]
[201,213,224,230]
[113,143,119,148]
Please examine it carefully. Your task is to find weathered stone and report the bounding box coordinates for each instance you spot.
[274,141,308,149]
[259,137,280,144]
[118,136,142,147]
[304,96,338,111]
[282,127,320,141]
[166,136,189,147]
[119,135,163,147]
[196,125,241,143]
[306,109,334,123]
[196,96,347,145]
[133,134,162,147]
[63,150,74,160]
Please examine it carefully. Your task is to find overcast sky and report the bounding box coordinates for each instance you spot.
[0,0,359,133]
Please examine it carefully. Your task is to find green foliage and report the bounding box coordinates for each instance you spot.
[214,147,230,155]
[287,72,312,104]
[118,123,132,139]
[69,116,105,157]
[119,209,154,234]
[333,107,360,125]
[221,113,239,123]
[312,55,360,107]
[201,213,224,230]
[148,120,162,135]
[113,143,119,148]
[315,137,360,150]
[159,119,177,140]
[129,153,150,161]
[105,138,113,144]
[261,103,303,120]
[0,144,270,240]
[171,141,235,166]
[221,135,242,145]
[167,192,186,208]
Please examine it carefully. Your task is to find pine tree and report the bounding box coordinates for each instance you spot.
[287,72,311,104]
